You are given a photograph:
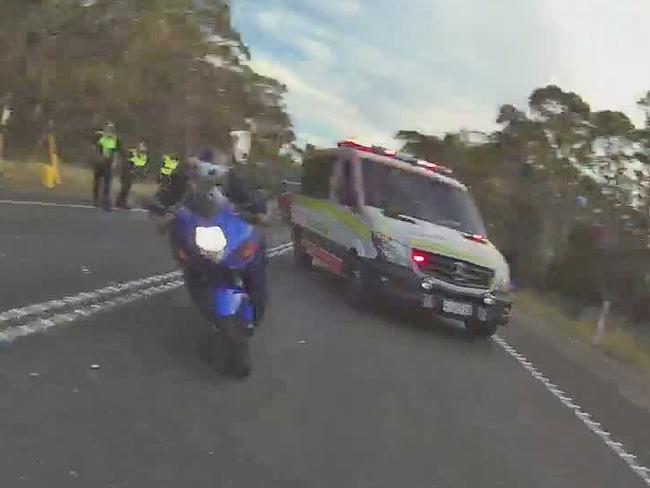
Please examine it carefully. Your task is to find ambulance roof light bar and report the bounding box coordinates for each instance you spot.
[415,159,453,175]
[393,151,453,175]
[338,139,396,157]
[338,139,453,175]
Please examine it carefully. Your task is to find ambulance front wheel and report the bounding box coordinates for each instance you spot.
[344,256,373,309]
[292,226,313,270]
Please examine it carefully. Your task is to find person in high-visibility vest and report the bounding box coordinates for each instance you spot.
[93,122,120,210]
[159,153,180,187]
[155,153,189,208]
[130,142,149,175]
[116,141,148,209]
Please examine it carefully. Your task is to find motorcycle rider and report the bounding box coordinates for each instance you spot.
[194,145,268,325]
[154,136,268,325]
[155,147,266,224]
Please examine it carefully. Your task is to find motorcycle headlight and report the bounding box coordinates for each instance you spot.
[372,232,410,266]
[195,226,227,261]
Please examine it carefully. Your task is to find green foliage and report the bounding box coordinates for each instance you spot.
[591,110,634,137]
[0,0,294,189]
[529,84,591,119]
[638,90,650,128]
[397,84,650,308]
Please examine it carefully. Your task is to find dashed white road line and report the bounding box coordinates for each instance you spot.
[493,335,650,486]
[0,271,182,324]
[0,243,293,344]
[0,243,294,325]
[0,279,186,343]
[268,242,293,255]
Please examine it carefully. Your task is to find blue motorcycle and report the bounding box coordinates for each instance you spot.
[148,188,265,377]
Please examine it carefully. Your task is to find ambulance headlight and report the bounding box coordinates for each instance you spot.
[372,232,410,266]
[493,273,511,294]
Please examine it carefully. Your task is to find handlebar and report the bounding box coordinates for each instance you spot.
[143,199,176,217]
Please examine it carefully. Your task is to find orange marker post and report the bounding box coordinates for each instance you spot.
[42,131,61,188]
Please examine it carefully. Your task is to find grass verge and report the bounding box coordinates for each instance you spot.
[515,290,650,378]
[0,159,158,202]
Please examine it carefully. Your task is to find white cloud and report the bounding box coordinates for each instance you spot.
[290,0,361,19]
[250,57,390,147]
[235,0,650,146]
[539,0,650,126]
[249,59,342,105]
[298,38,334,66]
[254,9,337,43]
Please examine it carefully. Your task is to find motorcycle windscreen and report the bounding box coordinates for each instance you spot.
[172,202,253,258]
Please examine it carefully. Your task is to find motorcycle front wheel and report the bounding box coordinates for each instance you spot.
[219,317,251,377]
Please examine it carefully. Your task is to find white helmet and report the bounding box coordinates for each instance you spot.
[230,130,251,165]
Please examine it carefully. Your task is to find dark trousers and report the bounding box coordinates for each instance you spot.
[93,163,112,208]
[116,171,133,208]
[245,253,267,324]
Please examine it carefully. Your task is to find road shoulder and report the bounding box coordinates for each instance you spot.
[508,304,650,411]
[501,304,650,471]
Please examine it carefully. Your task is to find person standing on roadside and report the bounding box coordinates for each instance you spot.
[93,122,120,210]
[159,152,180,190]
[116,141,148,209]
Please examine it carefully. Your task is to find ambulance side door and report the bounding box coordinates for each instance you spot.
[293,151,339,252]
[330,154,371,257]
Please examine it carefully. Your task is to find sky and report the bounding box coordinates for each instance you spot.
[232,0,650,149]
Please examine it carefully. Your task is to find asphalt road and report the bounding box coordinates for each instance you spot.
[1,200,650,487]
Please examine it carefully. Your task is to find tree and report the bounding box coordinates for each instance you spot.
[589,111,636,207]
[392,84,650,319]
[638,90,650,128]
[0,0,295,181]
[591,110,634,137]
[529,85,590,119]
[496,104,526,125]
[395,130,445,162]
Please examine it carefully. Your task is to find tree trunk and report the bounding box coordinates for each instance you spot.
[593,299,611,346]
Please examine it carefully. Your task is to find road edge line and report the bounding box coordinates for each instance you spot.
[493,335,650,486]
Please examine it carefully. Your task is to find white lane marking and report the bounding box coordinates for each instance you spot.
[0,243,293,324]
[493,335,650,486]
[0,199,149,212]
[0,271,182,324]
[268,242,293,256]
[0,243,293,344]
[0,280,185,343]
[0,199,97,209]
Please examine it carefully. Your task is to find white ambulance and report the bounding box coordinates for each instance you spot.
[290,140,511,337]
